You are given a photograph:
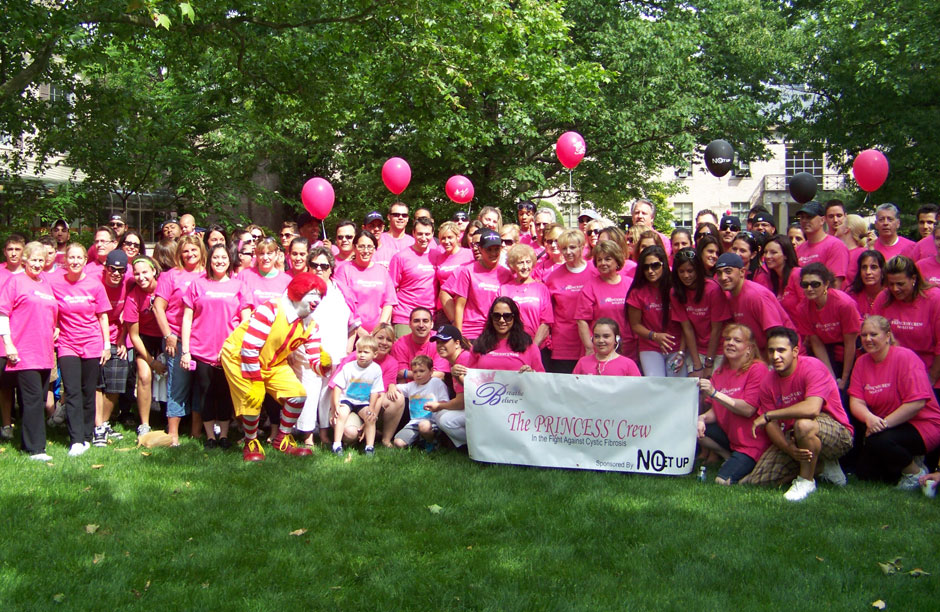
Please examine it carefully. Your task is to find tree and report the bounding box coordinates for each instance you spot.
[784,0,940,210]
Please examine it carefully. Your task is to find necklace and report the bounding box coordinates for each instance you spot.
[595,353,617,375]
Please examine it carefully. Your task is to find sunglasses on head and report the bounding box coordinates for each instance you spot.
[491,312,514,322]
[675,249,697,261]
[517,203,535,211]
[800,280,823,289]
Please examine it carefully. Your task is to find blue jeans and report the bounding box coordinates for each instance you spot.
[166,350,193,418]
[705,422,757,483]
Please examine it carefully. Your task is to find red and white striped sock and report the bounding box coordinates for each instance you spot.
[241,414,260,441]
[278,397,304,436]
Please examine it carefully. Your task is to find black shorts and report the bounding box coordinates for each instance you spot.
[98,347,129,394]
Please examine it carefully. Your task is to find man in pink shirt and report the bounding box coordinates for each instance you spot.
[363,211,398,269]
[630,199,671,255]
[872,203,916,261]
[389,218,436,330]
[745,327,853,501]
[385,202,415,250]
[445,230,513,339]
[1,234,25,274]
[714,253,794,351]
[911,204,940,261]
[824,199,846,237]
[718,215,741,253]
[51,220,70,267]
[795,201,849,288]
[390,307,448,383]
[86,227,117,279]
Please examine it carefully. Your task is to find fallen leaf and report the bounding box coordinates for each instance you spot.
[144,580,151,591]
[872,600,886,610]
[289,528,308,536]
[201,582,209,589]
[428,504,443,514]
[466,546,472,550]
[881,524,890,530]
[140,451,151,456]
[53,593,65,603]
[0,446,6,453]
[90,464,104,469]
[878,562,897,575]
[330,586,342,590]
[132,589,141,599]
[816,556,824,562]
[82,486,92,492]
[185,481,191,487]
[186,537,193,542]
[344,453,352,463]
[908,568,930,577]
[92,553,104,565]
[85,524,99,534]
[115,448,131,452]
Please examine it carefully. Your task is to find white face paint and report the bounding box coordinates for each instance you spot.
[294,290,322,318]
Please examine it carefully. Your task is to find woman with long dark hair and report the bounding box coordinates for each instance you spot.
[470,297,544,372]
[759,234,802,313]
[696,234,722,278]
[848,249,886,319]
[671,247,730,378]
[731,231,768,284]
[627,245,682,377]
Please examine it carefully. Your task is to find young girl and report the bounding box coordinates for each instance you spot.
[572,319,641,377]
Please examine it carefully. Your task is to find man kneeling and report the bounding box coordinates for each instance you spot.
[743,327,854,501]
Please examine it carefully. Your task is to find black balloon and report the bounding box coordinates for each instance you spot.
[789,172,818,204]
[704,139,735,177]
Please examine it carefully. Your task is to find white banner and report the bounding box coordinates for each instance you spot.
[465,370,699,475]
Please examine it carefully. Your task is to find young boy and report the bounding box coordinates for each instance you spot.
[330,336,384,456]
[393,355,450,450]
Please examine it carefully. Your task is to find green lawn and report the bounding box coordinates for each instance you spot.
[1,429,938,611]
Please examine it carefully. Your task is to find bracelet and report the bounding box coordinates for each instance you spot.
[764,411,772,423]
[709,389,718,398]
[692,367,703,373]
[704,357,715,367]
[648,331,655,341]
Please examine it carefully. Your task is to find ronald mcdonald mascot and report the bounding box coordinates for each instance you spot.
[221,272,330,461]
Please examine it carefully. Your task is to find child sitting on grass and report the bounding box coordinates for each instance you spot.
[393,355,450,450]
[330,336,384,456]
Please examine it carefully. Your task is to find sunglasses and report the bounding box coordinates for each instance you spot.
[251,233,263,240]
[694,232,710,241]
[800,280,823,289]
[643,261,664,271]
[517,204,535,211]
[239,251,253,257]
[336,234,355,240]
[586,229,601,236]
[453,215,468,221]
[109,222,125,227]
[491,312,514,322]
[279,233,295,239]
[389,212,409,218]
[674,249,697,261]
[122,242,141,249]
[107,266,126,274]
[309,262,331,271]
[502,239,515,246]
[721,225,741,232]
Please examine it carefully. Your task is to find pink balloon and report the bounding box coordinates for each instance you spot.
[852,149,889,192]
[381,157,411,195]
[556,131,586,169]
[301,177,335,219]
[445,175,474,204]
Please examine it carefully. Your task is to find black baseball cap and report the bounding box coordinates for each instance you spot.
[719,215,741,230]
[751,211,776,228]
[431,324,463,343]
[105,250,129,269]
[364,211,385,224]
[452,211,469,222]
[797,201,824,217]
[478,229,502,248]
[714,252,744,270]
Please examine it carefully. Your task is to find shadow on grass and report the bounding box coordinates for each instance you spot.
[1,439,939,611]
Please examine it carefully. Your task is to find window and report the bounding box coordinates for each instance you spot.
[675,158,692,178]
[785,145,824,179]
[729,202,750,218]
[673,202,693,228]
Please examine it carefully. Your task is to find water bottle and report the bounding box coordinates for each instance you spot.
[698,465,707,483]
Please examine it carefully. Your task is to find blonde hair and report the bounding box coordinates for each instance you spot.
[845,214,869,248]
[718,323,763,373]
[357,335,379,353]
[438,221,460,240]
[174,235,207,269]
[557,228,585,250]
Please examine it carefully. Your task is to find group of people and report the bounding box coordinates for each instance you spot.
[3,198,940,501]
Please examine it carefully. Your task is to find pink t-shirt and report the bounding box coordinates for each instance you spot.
[873,287,940,386]
[916,257,940,286]
[849,288,881,320]
[183,276,243,365]
[727,280,794,350]
[873,235,916,261]
[372,239,399,269]
[671,278,731,355]
[532,256,563,283]
[575,273,635,357]
[0,267,11,357]
[846,246,866,287]
[155,267,202,335]
[796,235,849,280]
[911,236,937,262]
[333,262,397,332]
[850,345,940,451]
[123,285,161,339]
[795,289,861,362]
[388,246,436,324]
[431,248,474,311]
[626,283,681,353]
[385,231,415,251]
[546,264,598,360]
[50,273,110,359]
[0,274,58,370]
[499,281,553,339]
[709,361,772,460]
[236,268,291,313]
[446,262,513,339]
[572,353,641,377]
[757,267,803,314]
[470,338,545,372]
[83,259,105,280]
[449,349,474,394]
[390,333,450,375]
[758,355,852,434]
[102,280,128,344]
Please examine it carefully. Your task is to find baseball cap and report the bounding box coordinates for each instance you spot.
[577,209,600,222]
[109,213,126,225]
[160,218,180,230]
[51,219,69,230]
[478,229,502,248]
[105,250,129,269]
[719,215,741,230]
[797,201,824,217]
[431,324,463,343]
[364,211,385,225]
[751,211,775,228]
[452,211,469,222]
[714,252,744,270]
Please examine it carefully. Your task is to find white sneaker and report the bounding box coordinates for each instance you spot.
[29,452,53,461]
[68,442,90,457]
[784,476,817,502]
[897,466,928,491]
[818,459,847,486]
